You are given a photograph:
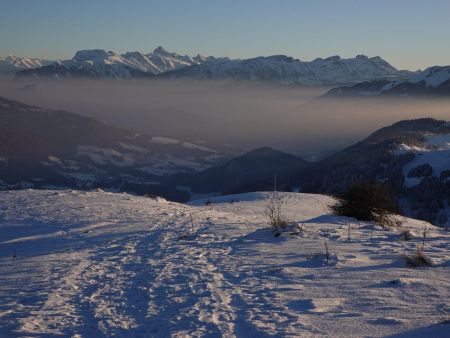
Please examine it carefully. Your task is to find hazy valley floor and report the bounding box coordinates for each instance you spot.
[0,190,449,337]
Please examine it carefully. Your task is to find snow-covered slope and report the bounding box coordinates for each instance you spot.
[143,46,217,74]
[0,55,55,74]
[324,65,450,97]
[159,54,410,86]
[395,132,450,224]
[396,133,450,187]
[288,118,450,227]
[15,49,155,79]
[0,190,448,337]
[14,47,217,79]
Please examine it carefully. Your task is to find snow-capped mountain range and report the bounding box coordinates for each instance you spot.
[12,48,413,85]
[0,55,55,74]
[324,65,450,97]
[14,47,220,79]
[159,54,411,86]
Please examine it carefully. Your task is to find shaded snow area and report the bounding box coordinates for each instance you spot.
[408,66,450,88]
[0,190,449,337]
[396,133,450,187]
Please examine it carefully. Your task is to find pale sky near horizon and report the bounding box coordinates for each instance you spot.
[1,0,449,70]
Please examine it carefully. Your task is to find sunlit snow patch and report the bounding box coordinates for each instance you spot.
[396,133,450,187]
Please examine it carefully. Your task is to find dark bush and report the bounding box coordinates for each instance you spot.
[331,182,399,226]
[407,163,433,178]
[439,170,450,180]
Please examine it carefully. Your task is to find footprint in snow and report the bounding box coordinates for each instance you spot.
[368,318,403,325]
[287,299,315,312]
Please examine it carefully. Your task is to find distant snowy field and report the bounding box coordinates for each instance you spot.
[397,133,450,188]
[0,190,449,337]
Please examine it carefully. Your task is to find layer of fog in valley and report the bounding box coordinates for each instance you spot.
[1,77,450,159]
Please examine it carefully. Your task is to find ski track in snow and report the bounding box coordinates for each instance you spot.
[0,190,449,337]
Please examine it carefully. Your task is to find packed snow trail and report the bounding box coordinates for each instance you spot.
[0,190,449,337]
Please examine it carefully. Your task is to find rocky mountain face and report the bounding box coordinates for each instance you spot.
[0,55,55,74]
[323,66,450,97]
[0,96,230,199]
[14,47,218,79]
[290,118,450,227]
[136,46,217,74]
[158,54,410,86]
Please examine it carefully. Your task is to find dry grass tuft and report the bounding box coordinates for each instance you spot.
[399,229,414,241]
[404,250,433,267]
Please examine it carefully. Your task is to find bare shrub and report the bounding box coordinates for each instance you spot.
[265,190,290,236]
[305,242,336,265]
[347,221,351,242]
[324,239,330,264]
[404,225,432,267]
[420,225,427,252]
[179,210,196,240]
[189,211,195,231]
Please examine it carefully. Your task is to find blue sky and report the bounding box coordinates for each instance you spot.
[1,0,449,70]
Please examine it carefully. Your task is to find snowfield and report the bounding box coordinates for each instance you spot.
[396,133,450,188]
[0,190,449,337]
[0,55,55,73]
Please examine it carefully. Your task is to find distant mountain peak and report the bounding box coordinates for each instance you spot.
[325,55,341,61]
[73,49,111,62]
[154,46,170,54]
[122,50,142,56]
[242,146,291,157]
[265,55,296,63]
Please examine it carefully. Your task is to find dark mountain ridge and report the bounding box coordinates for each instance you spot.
[167,147,309,195]
[0,96,228,199]
[290,118,450,226]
